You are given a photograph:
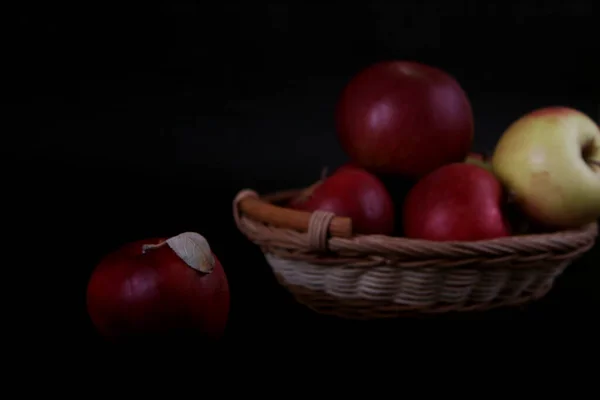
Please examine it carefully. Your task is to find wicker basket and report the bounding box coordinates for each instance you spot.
[233,186,598,319]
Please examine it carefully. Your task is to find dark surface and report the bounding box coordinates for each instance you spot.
[7,2,600,355]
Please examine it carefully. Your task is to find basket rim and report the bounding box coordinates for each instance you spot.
[233,186,599,260]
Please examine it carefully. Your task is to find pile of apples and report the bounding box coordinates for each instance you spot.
[289,61,600,241]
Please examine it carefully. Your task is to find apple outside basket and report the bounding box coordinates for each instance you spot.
[233,186,598,319]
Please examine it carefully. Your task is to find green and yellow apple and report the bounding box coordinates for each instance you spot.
[492,106,600,229]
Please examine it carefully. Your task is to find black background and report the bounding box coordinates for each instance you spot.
[7,1,600,356]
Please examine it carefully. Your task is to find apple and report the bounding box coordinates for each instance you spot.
[335,60,474,178]
[289,165,395,235]
[492,106,600,228]
[465,152,493,173]
[403,163,511,241]
[86,232,230,341]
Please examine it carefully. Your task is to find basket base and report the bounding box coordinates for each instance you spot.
[275,274,553,319]
[264,253,562,319]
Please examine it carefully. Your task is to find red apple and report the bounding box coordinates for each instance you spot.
[403,163,511,241]
[290,166,395,235]
[336,60,474,178]
[86,232,230,341]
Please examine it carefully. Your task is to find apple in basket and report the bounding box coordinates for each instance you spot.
[289,165,395,235]
[86,232,230,341]
[403,163,511,241]
[492,106,600,228]
[335,60,474,178]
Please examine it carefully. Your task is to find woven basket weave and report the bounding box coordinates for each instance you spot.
[233,186,598,319]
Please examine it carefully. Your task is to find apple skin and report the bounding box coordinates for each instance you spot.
[403,163,511,241]
[289,166,395,235]
[336,60,474,178]
[86,238,230,341]
[492,106,600,229]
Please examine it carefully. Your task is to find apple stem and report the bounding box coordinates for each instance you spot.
[142,241,167,254]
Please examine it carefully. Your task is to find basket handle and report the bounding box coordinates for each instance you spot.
[235,190,353,238]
